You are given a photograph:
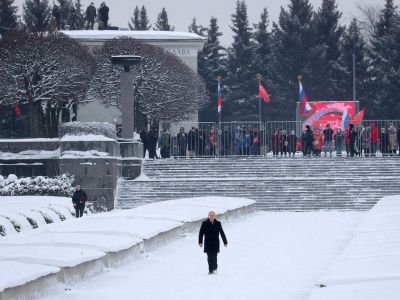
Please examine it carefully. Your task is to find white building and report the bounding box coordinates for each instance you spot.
[61,30,205,129]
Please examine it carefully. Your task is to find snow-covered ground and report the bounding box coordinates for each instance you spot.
[41,211,363,300]
[308,195,400,300]
[0,196,254,298]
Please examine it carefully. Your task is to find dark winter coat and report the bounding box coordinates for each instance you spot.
[349,128,358,145]
[52,6,61,19]
[305,128,314,145]
[323,128,334,142]
[147,130,158,148]
[177,132,188,149]
[288,134,297,152]
[86,5,97,20]
[140,129,147,146]
[99,5,109,21]
[199,219,227,254]
[72,190,87,207]
[188,130,197,151]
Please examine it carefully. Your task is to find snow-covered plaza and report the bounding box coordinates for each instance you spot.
[1,195,400,300]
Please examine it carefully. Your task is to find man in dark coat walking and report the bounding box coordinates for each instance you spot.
[72,185,87,218]
[199,211,228,274]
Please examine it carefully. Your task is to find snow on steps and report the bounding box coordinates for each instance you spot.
[117,157,400,211]
[0,197,255,300]
[307,195,400,300]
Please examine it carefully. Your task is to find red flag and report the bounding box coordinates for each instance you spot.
[14,104,21,116]
[258,84,271,103]
[352,108,365,125]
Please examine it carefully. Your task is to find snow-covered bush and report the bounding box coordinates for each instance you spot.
[59,122,116,139]
[0,174,75,197]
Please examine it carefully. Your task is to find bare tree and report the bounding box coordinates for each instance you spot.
[0,31,95,137]
[357,3,381,40]
[89,37,207,123]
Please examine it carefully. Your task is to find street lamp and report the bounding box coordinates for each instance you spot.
[111,55,142,139]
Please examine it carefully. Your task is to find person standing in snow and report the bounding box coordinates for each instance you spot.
[72,185,87,218]
[199,211,228,275]
[86,2,97,30]
[140,128,147,158]
[323,123,334,157]
[98,2,109,30]
[147,126,158,159]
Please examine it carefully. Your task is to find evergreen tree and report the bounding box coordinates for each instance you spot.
[188,17,206,35]
[23,0,51,31]
[128,5,140,30]
[139,5,151,30]
[368,0,400,118]
[269,0,316,120]
[198,17,227,122]
[225,0,256,120]
[338,19,369,107]
[253,8,271,75]
[154,7,174,31]
[0,0,18,36]
[72,0,84,30]
[252,8,273,121]
[312,0,344,100]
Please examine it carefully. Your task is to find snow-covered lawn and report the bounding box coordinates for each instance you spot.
[41,211,363,300]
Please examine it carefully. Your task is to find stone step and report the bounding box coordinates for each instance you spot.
[117,157,400,211]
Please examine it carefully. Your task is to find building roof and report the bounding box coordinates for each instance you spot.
[60,30,205,43]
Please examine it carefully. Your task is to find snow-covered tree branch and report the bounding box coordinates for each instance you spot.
[89,37,207,123]
[0,31,95,137]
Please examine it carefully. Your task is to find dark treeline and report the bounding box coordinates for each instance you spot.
[1,0,400,120]
[195,0,400,121]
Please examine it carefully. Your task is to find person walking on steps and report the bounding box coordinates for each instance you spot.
[72,185,87,218]
[199,211,228,275]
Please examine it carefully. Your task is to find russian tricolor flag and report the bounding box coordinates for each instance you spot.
[299,81,312,115]
[217,82,223,113]
[341,109,350,130]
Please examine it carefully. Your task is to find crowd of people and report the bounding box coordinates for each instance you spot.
[51,2,110,31]
[138,122,400,159]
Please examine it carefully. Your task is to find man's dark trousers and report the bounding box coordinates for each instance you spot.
[75,205,84,218]
[207,253,218,273]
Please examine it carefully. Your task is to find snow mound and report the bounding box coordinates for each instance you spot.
[308,195,400,300]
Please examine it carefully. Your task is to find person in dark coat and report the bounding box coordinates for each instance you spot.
[98,2,109,29]
[140,128,147,158]
[304,125,314,157]
[379,127,389,156]
[349,124,358,157]
[397,125,400,156]
[177,127,188,157]
[147,126,158,159]
[86,2,97,30]
[288,130,297,157]
[72,185,87,218]
[198,211,228,274]
[323,123,334,157]
[187,127,197,158]
[52,5,61,30]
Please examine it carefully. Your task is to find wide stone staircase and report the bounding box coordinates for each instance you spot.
[117,157,400,211]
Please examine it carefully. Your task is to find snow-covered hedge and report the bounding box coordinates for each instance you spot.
[0,174,75,197]
[59,122,116,139]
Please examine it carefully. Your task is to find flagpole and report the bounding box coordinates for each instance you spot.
[256,74,262,128]
[217,76,222,125]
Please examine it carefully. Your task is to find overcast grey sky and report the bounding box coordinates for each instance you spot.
[14,0,390,44]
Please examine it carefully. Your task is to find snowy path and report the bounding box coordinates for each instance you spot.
[44,211,363,300]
